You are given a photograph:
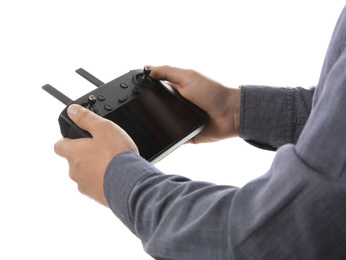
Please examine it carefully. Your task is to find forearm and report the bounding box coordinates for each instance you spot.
[104,146,346,260]
[104,151,239,259]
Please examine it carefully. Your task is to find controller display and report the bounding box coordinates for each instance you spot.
[42,67,209,164]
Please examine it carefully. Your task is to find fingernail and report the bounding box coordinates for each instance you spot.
[68,105,81,117]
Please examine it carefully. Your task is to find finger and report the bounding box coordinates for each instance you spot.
[54,138,73,158]
[54,136,91,158]
[67,104,104,136]
[147,65,186,86]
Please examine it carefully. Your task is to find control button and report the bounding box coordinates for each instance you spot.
[97,95,106,101]
[133,87,142,95]
[104,104,113,111]
[118,96,128,103]
[120,83,128,88]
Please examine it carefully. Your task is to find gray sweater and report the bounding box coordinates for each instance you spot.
[104,5,346,259]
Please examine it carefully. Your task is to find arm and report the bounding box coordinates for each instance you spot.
[54,66,332,260]
[104,51,346,258]
[104,144,346,259]
[54,4,346,258]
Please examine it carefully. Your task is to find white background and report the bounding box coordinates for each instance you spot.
[1,0,345,259]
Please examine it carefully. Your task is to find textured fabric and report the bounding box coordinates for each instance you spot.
[239,85,315,150]
[104,6,346,260]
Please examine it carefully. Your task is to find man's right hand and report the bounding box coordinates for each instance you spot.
[149,65,241,144]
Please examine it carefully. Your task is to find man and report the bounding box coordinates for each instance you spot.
[54,5,346,260]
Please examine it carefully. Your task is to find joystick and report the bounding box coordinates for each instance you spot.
[133,66,153,86]
[141,66,151,80]
[42,67,208,164]
[87,95,97,112]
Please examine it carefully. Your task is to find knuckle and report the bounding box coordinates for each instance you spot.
[54,139,69,158]
[77,185,85,195]
[53,142,60,155]
[161,65,171,70]
[185,69,198,78]
[68,169,76,181]
[68,162,81,182]
[183,69,200,86]
[160,65,171,78]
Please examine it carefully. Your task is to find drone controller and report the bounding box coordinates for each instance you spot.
[42,67,209,164]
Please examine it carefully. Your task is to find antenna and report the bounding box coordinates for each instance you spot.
[75,68,105,87]
[42,84,73,105]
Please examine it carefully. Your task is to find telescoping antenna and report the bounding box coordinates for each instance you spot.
[42,68,105,104]
[42,84,72,105]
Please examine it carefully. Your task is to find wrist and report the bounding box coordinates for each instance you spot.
[230,88,241,137]
[214,86,241,139]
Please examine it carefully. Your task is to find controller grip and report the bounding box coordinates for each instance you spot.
[58,110,92,138]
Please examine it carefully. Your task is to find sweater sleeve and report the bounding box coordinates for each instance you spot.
[104,151,240,259]
[103,50,346,259]
[239,85,315,150]
[104,146,346,260]
[103,7,346,259]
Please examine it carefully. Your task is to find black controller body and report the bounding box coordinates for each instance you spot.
[59,69,158,139]
[43,68,209,164]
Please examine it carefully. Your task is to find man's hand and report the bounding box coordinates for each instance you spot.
[54,104,138,207]
[149,66,241,144]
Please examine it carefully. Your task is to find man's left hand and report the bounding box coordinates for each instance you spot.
[54,104,139,207]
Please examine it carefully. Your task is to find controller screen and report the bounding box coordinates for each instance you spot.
[105,86,206,161]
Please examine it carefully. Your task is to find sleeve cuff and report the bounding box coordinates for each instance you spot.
[239,85,294,150]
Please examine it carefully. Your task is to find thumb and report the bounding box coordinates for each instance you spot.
[67,104,103,135]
